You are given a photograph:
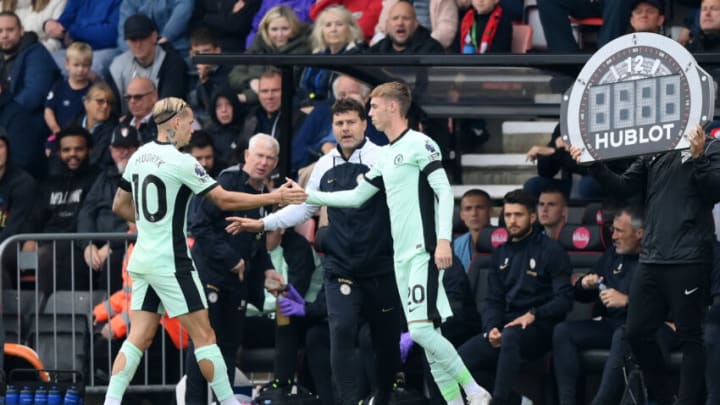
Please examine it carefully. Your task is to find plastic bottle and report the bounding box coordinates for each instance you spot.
[598,281,608,291]
[47,386,62,405]
[34,386,48,405]
[63,386,79,405]
[5,386,18,405]
[18,386,32,405]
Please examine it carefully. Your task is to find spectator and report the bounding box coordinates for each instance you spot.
[228,98,404,405]
[0,132,37,288]
[629,0,665,34]
[569,122,720,405]
[204,87,245,165]
[188,27,231,116]
[185,134,287,405]
[310,0,382,43]
[291,75,385,173]
[64,81,117,170]
[537,187,567,240]
[456,0,524,24]
[25,126,98,293]
[77,124,141,293]
[245,0,313,50]
[553,207,643,405]
[0,79,47,179]
[117,0,194,57]
[43,0,121,79]
[299,5,364,105]
[192,0,261,53]
[0,11,60,115]
[239,69,304,146]
[458,189,573,404]
[187,130,227,179]
[369,0,445,54]
[109,14,188,115]
[44,41,92,135]
[6,0,66,51]
[372,0,458,49]
[458,0,512,54]
[119,77,158,144]
[228,5,311,105]
[688,0,720,52]
[537,0,634,52]
[453,188,492,272]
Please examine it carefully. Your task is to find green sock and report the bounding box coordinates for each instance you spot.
[410,323,464,401]
[105,341,143,401]
[194,344,234,402]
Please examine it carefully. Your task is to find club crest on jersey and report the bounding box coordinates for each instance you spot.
[394,154,404,165]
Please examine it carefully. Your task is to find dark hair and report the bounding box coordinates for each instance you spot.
[618,205,645,230]
[0,11,21,28]
[539,186,568,205]
[504,188,537,213]
[190,26,217,47]
[331,98,366,120]
[188,130,215,150]
[57,125,92,148]
[461,188,491,202]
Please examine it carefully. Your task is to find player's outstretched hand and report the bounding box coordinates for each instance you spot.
[224,217,264,235]
[277,178,307,205]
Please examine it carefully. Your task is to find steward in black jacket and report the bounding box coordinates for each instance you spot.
[585,130,720,404]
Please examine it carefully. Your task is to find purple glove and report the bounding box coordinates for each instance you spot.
[399,332,413,363]
[278,284,305,317]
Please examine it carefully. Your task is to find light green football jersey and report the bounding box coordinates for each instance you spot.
[121,141,217,275]
[363,129,447,262]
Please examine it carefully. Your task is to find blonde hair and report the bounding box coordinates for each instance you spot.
[370,81,412,117]
[2,0,50,12]
[66,42,93,64]
[310,5,363,53]
[152,97,190,126]
[259,5,302,48]
[85,82,115,107]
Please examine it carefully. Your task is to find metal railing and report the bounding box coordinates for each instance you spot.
[0,233,187,395]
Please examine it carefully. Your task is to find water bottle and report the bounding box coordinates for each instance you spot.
[47,386,62,405]
[34,386,48,405]
[5,386,18,405]
[63,386,79,405]
[18,386,32,405]
[598,281,608,291]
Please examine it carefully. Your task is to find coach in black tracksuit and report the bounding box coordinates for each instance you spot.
[458,189,573,405]
[580,127,720,405]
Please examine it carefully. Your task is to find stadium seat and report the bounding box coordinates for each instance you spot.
[512,24,533,54]
[26,313,89,376]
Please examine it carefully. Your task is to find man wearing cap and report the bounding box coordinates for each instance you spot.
[43,0,122,79]
[25,126,99,293]
[77,125,141,293]
[109,14,187,115]
[629,0,665,34]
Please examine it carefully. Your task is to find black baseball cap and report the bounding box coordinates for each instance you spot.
[633,0,664,14]
[124,14,156,40]
[110,125,141,148]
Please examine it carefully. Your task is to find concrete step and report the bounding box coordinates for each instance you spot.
[501,120,558,153]
[461,153,537,185]
[452,184,521,200]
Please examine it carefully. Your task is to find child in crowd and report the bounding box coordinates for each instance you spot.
[459,0,512,54]
[44,42,93,134]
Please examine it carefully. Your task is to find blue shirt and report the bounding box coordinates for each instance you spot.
[453,232,473,272]
[45,79,89,129]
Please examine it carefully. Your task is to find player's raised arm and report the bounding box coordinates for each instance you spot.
[206,179,307,211]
